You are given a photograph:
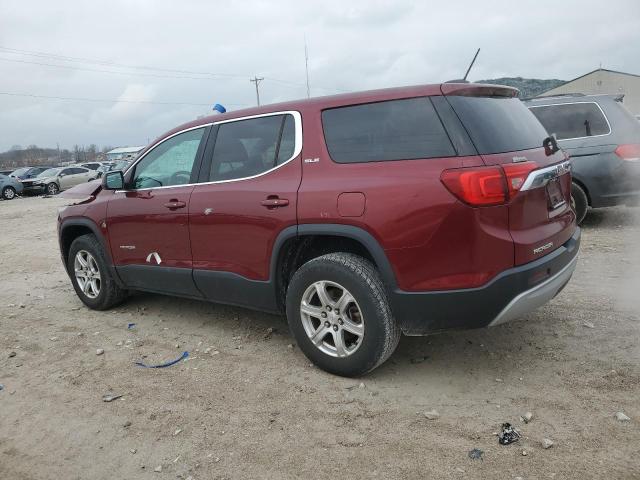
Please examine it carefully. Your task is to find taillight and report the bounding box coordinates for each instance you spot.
[614,144,640,162]
[441,161,538,207]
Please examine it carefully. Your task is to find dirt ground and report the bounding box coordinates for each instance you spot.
[1,196,639,480]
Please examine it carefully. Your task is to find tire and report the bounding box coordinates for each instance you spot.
[571,182,589,225]
[46,182,60,195]
[67,234,127,310]
[2,186,16,200]
[286,253,401,377]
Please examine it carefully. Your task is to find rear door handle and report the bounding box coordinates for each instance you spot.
[261,197,289,208]
[163,200,186,210]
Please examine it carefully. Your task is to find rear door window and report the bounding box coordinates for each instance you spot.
[321,97,455,163]
[209,114,295,181]
[446,96,549,154]
[528,102,610,140]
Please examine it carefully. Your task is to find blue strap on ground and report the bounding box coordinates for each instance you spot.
[135,351,189,368]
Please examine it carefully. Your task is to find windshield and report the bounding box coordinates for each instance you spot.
[38,168,61,178]
[447,96,549,154]
[11,167,29,176]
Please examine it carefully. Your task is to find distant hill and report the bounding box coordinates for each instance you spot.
[475,77,566,98]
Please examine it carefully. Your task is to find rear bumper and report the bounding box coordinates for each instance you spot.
[392,227,580,335]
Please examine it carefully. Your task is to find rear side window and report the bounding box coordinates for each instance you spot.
[528,102,610,140]
[322,97,455,163]
[209,114,295,181]
[447,96,549,154]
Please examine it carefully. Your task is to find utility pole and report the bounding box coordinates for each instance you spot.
[304,36,311,98]
[250,76,264,106]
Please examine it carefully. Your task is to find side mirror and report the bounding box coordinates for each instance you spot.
[59,173,66,177]
[543,135,560,156]
[103,170,124,190]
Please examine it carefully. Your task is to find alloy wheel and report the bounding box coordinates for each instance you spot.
[3,187,15,200]
[74,250,101,299]
[48,183,59,195]
[300,280,365,358]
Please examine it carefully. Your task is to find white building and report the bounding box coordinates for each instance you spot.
[539,69,640,115]
[106,146,145,161]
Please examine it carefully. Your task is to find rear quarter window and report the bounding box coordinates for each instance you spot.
[321,97,455,163]
[447,96,549,154]
[528,102,610,140]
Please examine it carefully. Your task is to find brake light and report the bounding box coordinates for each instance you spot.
[441,161,538,206]
[614,144,640,162]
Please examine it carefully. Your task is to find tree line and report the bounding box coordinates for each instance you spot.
[0,144,114,170]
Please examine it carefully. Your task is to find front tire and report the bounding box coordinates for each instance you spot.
[571,182,588,225]
[46,182,60,195]
[286,253,401,377]
[67,234,127,310]
[2,186,16,200]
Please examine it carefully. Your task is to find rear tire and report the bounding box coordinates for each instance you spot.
[286,253,401,377]
[2,186,16,200]
[67,234,127,310]
[571,182,588,225]
[46,182,59,195]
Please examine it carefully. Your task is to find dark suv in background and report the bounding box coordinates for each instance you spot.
[525,94,640,223]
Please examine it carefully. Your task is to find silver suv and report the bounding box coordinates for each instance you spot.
[22,166,98,195]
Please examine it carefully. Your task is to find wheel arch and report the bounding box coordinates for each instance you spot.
[271,224,397,312]
[571,175,591,206]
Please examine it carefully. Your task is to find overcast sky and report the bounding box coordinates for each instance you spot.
[1,0,639,152]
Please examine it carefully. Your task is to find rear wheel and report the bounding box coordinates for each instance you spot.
[46,182,60,195]
[571,182,588,225]
[68,234,127,310]
[2,186,16,200]
[286,253,401,377]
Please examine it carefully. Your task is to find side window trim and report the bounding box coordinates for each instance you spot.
[528,101,612,142]
[123,110,302,190]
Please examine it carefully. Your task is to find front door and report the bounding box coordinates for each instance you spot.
[107,126,208,297]
[189,112,302,310]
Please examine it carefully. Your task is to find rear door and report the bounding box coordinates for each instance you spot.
[444,88,575,265]
[106,126,208,296]
[188,112,302,308]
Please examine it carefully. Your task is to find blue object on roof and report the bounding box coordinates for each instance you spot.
[212,103,227,114]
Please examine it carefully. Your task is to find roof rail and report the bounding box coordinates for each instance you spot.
[522,92,586,101]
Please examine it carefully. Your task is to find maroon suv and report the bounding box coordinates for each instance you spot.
[58,83,580,376]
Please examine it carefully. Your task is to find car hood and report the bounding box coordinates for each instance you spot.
[59,179,102,199]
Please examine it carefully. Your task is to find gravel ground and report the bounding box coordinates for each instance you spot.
[1,196,639,479]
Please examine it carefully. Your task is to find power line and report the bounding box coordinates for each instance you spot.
[0,45,349,94]
[0,91,248,107]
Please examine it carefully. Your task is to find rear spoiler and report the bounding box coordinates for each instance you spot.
[440,83,519,98]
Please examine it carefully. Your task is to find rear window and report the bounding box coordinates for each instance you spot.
[528,102,610,140]
[447,96,548,154]
[322,97,455,163]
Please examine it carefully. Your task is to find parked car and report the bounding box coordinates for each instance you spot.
[0,173,23,200]
[524,94,640,223]
[80,162,105,171]
[25,166,98,195]
[0,169,14,176]
[9,166,53,180]
[95,161,129,178]
[58,83,579,376]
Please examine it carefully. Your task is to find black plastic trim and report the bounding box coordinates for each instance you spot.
[116,265,202,298]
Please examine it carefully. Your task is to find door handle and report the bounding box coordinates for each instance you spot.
[163,200,186,210]
[261,197,289,208]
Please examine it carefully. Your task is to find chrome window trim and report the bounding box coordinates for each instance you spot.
[119,110,302,192]
[528,101,612,142]
[520,160,571,191]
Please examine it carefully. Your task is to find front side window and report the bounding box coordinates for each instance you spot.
[132,127,205,189]
[529,102,610,140]
[321,97,455,163]
[209,114,295,181]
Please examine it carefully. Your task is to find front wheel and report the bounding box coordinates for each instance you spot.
[67,234,127,310]
[2,186,16,200]
[571,182,589,225]
[286,253,401,377]
[46,182,60,195]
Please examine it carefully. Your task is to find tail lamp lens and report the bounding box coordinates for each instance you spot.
[441,161,538,206]
[614,144,640,162]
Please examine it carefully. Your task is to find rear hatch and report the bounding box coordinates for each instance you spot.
[442,84,575,265]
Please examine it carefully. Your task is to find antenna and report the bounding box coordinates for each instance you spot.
[463,48,481,82]
[304,36,311,98]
